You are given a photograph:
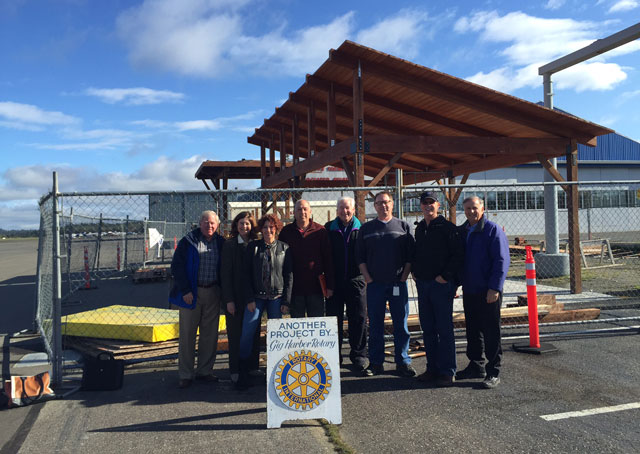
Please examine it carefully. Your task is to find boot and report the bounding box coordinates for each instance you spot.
[235,358,250,391]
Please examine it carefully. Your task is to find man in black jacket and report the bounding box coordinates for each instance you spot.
[412,191,464,387]
[325,197,367,371]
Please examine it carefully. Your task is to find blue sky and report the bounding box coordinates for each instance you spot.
[1,0,639,229]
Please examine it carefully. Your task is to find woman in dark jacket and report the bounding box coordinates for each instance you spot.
[221,211,259,384]
[236,214,292,390]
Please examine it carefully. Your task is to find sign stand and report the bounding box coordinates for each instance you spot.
[266,317,342,429]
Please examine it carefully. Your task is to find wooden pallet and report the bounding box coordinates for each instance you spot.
[132,266,171,284]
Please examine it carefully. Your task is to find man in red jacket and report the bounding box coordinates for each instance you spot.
[279,199,334,318]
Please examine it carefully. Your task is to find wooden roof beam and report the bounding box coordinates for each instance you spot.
[364,135,570,156]
[261,139,354,188]
[328,49,597,142]
[306,74,497,137]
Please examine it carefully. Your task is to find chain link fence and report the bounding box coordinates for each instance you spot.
[36,181,640,383]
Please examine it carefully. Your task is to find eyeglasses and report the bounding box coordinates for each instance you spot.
[374,200,392,206]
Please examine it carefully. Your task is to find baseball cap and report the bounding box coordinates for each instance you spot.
[419,191,438,203]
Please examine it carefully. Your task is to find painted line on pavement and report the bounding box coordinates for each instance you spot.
[541,402,640,421]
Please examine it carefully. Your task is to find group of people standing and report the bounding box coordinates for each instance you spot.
[169,190,509,391]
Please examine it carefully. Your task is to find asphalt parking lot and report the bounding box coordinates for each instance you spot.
[2,239,639,453]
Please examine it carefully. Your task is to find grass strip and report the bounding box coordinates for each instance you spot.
[319,418,355,454]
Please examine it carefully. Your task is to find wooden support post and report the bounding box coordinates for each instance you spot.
[269,136,275,177]
[222,178,228,227]
[292,114,300,187]
[280,125,286,171]
[353,62,365,222]
[260,142,266,185]
[566,140,582,294]
[327,83,336,147]
[448,176,456,224]
[307,100,316,156]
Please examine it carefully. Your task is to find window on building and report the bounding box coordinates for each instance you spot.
[497,192,507,210]
[535,190,545,209]
[486,191,497,211]
[558,189,566,209]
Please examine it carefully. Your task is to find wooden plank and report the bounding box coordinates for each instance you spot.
[368,152,403,187]
[566,140,582,293]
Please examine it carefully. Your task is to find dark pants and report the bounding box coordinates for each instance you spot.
[416,279,456,377]
[325,278,367,367]
[462,291,503,377]
[226,305,260,374]
[290,293,325,318]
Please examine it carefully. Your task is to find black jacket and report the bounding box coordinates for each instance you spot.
[325,217,364,286]
[244,239,293,306]
[412,215,464,285]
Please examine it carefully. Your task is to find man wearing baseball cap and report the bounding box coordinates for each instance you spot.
[412,191,464,387]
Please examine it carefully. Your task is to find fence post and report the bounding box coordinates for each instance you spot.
[66,207,73,294]
[396,169,404,218]
[51,172,63,387]
[33,212,45,333]
[124,215,129,270]
[94,212,103,272]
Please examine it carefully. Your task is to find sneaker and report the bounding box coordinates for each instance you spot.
[455,365,486,380]
[482,376,500,389]
[178,379,192,389]
[416,370,438,382]
[361,363,384,377]
[436,375,456,387]
[396,363,417,378]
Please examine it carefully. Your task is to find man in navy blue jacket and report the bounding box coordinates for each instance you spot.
[325,196,367,371]
[456,196,510,389]
[169,210,225,389]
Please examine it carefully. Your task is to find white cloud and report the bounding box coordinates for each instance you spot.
[28,127,149,151]
[454,11,639,93]
[175,120,222,131]
[228,13,354,77]
[0,101,79,129]
[355,9,429,59]
[544,0,566,9]
[117,0,431,78]
[0,155,214,228]
[608,0,639,12]
[133,109,264,132]
[84,87,185,105]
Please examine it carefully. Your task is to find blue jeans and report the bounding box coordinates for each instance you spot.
[238,298,282,360]
[367,281,411,366]
[416,279,456,377]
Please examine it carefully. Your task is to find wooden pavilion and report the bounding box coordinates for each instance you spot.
[197,41,613,292]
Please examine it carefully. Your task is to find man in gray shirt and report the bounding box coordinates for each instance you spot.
[356,191,416,378]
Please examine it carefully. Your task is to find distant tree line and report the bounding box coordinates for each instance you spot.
[0,221,145,239]
[0,229,39,238]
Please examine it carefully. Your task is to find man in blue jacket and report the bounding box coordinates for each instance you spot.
[325,196,367,372]
[456,196,510,389]
[169,210,225,389]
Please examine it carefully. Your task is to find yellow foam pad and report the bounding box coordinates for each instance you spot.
[62,305,226,343]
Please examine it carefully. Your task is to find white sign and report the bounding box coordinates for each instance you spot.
[266,317,342,429]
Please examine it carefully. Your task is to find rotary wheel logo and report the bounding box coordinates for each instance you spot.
[274,350,332,411]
